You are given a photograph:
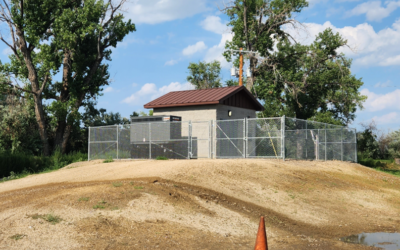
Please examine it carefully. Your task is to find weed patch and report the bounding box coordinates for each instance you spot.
[78,197,90,202]
[93,199,107,209]
[10,234,26,240]
[112,182,123,187]
[103,156,114,163]
[134,186,144,190]
[156,156,168,160]
[93,204,105,209]
[0,151,87,180]
[27,213,62,225]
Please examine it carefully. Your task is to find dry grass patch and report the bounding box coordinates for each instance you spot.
[10,234,26,240]
[27,213,62,225]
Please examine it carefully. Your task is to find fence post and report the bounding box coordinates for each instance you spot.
[305,120,308,159]
[244,118,247,158]
[149,123,151,159]
[116,125,119,160]
[341,128,343,161]
[282,115,285,161]
[355,128,358,163]
[325,124,327,161]
[188,121,192,159]
[88,127,91,161]
[211,120,214,159]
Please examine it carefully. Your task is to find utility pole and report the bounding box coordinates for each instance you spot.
[239,48,243,86]
[228,48,257,87]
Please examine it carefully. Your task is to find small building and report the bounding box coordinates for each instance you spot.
[143,86,264,121]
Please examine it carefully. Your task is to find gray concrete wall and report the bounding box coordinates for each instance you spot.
[153,105,217,122]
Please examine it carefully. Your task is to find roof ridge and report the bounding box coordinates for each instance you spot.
[167,86,242,94]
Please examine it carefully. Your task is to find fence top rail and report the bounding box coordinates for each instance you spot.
[285,128,357,132]
[88,117,356,132]
[90,125,119,129]
[285,117,356,130]
[215,118,247,122]
[247,117,282,121]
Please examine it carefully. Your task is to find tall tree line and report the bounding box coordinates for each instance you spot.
[0,0,135,155]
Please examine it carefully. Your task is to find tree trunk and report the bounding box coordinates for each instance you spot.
[54,51,71,154]
[15,28,50,156]
[33,93,50,156]
[55,119,67,152]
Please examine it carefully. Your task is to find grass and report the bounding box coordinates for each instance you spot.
[93,199,107,209]
[112,182,123,187]
[358,155,400,177]
[103,156,114,163]
[134,186,144,190]
[78,197,90,202]
[0,150,87,181]
[156,156,168,160]
[10,234,26,240]
[27,213,62,225]
[93,204,105,209]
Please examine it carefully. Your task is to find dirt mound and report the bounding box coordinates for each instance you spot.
[0,159,399,249]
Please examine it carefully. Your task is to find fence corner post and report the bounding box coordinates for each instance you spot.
[282,115,285,161]
[355,128,358,163]
[116,125,119,160]
[88,126,91,161]
[188,121,192,159]
[244,118,247,158]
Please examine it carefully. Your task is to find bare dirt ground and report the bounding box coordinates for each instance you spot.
[0,159,399,250]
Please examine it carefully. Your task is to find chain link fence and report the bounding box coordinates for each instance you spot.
[89,116,357,162]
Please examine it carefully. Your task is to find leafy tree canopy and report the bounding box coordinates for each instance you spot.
[0,0,136,154]
[187,61,222,89]
[222,0,366,125]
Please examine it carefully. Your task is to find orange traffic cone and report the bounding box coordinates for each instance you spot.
[254,216,268,250]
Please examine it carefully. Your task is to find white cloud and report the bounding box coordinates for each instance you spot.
[374,80,392,88]
[200,16,228,34]
[372,112,400,124]
[204,33,233,69]
[286,19,400,67]
[360,88,400,112]
[122,82,195,105]
[2,47,12,55]
[346,1,400,22]
[125,0,208,25]
[182,41,207,56]
[165,59,178,66]
[104,87,114,93]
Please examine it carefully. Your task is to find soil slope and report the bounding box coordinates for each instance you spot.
[0,159,399,250]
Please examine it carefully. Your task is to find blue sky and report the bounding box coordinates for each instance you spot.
[1,0,400,132]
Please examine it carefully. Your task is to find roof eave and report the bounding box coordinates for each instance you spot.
[144,101,220,109]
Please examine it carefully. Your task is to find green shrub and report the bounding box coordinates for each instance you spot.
[0,151,87,179]
[156,156,168,160]
[103,156,114,163]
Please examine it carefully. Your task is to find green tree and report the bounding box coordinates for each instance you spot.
[223,0,365,124]
[223,0,308,91]
[388,130,400,159]
[187,61,222,89]
[256,29,366,124]
[0,0,135,155]
[225,79,239,87]
[0,89,42,154]
[357,122,380,159]
[83,107,129,127]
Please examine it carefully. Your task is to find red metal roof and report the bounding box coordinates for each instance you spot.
[143,86,264,111]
